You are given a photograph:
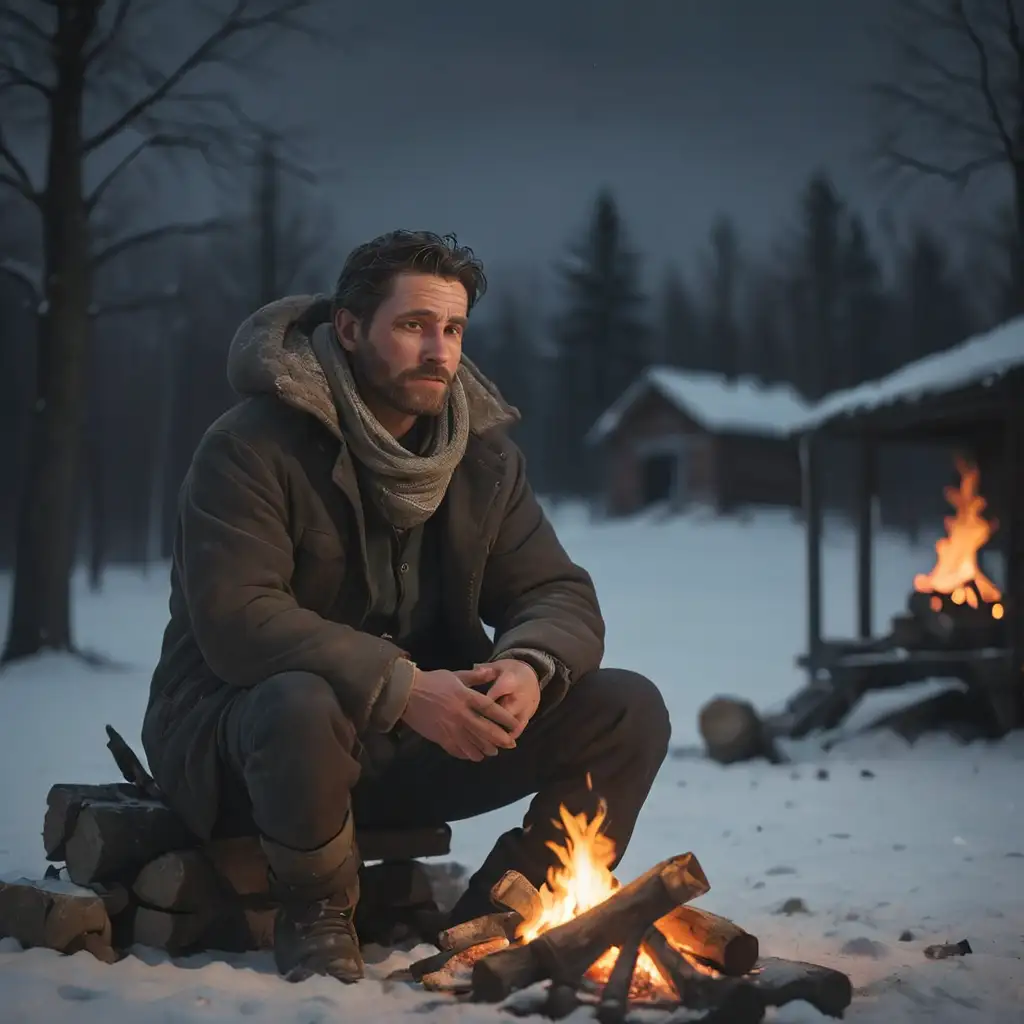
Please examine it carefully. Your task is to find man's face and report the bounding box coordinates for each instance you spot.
[335,272,468,422]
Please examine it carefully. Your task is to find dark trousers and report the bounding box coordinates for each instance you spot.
[217,667,671,922]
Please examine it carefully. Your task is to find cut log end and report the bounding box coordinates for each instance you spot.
[0,878,113,956]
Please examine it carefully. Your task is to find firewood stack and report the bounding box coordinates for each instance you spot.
[0,729,453,961]
[403,857,853,1024]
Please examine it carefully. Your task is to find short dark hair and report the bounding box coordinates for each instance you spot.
[332,230,487,327]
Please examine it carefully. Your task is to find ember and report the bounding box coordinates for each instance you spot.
[914,458,1002,618]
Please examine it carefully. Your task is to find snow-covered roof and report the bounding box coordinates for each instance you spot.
[587,366,813,444]
[793,316,1024,433]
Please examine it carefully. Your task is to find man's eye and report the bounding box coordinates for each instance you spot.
[446,324,463,336]
[401,320,422,330]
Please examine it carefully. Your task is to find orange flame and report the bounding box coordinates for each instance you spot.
[914,459,1002,617]
[517,774,675,999]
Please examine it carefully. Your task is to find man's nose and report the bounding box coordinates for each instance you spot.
[421,325,449,359]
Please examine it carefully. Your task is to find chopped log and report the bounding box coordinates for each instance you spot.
[655,905,759,976]
[360,825,452,862]
[43,783,139,860]
[64,799,193,886]
[642,925,764,1022]
[490,870,543,924]
[0,878,113,956]
[421,936,509,993]
[471,852,710,1002]
[595,927,646,1024]
[132,850,223,912]
[132,906,208,954]
[87,881,131,918]
[749,957,853,1017]
[698,698,781,765]
[439,910,521,951]
[204,837,268,895]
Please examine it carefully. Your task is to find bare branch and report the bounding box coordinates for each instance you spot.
[952,0,1014,156]
[0,127,41,205]
[83,0,320,154]
[91,217,232,269]
[0,60,52,100]
[870,81,1004,144]
[878,146,1005,189]
[83,0,134,69]
[85,133,212,212]
[0,5,51,47]
[0,256,43,301]
[91,286,181,319]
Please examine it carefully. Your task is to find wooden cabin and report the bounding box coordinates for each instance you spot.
[586,368,811,517]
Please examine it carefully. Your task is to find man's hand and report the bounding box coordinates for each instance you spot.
[400,666,521,761]
[460,659,541,739]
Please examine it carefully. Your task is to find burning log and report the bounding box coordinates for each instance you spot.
[490,869,544,922]
[655,904,759,976]
[595,927,647,1024]
[437,910,520,951]
[642,923,764,1020]
[421,936,510,992]
[471,852,710,1002]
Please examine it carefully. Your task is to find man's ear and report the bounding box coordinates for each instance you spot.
[333,309,360,353]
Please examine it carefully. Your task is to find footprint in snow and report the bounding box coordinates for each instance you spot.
[765,865,797,876]
[57,984,104,1002]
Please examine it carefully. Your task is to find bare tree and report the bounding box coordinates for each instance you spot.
[872,0,1024,309]
[0,0,326,663]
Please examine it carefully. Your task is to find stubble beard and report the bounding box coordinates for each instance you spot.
[351,344,451,419]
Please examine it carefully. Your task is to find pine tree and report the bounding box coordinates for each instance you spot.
[898,227,975,365]
[838,214,889,385]
[703,216,743,380]
[552,190,647,496]
[654,265,704,369]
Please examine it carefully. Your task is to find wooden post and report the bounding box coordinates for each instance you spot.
[800,433,823,676]
[856,438,876,640]
[1004,386,1023,723]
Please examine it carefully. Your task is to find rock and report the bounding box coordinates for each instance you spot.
[776,897,810,916]
[840,936,887,958]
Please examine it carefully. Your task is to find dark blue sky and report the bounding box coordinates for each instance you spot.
[84,0,1002,299]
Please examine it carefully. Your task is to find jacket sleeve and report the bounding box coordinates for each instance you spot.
[479,447,605,705]
[176,428,415,732]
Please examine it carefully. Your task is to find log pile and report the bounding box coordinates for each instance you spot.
[406,854,853,1023]
[0,728,454,961]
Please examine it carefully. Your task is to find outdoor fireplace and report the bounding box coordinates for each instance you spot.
[403,785,852,1023]
[896,458,1005,650]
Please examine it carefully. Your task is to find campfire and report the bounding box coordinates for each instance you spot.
[913,458,1003,620]
[405,778,852,1023]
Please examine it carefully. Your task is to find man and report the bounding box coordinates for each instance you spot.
[142,230,671,986]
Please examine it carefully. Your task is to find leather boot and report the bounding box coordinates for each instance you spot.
[262,813,364,984]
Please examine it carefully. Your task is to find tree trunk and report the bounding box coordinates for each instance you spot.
[87,395,105,593]
[2,5,94,662]
[1012,159,1024,316]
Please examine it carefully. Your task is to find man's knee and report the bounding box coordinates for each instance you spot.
[236,671,353,753]
[576,668,672,760]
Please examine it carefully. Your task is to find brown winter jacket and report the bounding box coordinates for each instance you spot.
[142,295,605,839]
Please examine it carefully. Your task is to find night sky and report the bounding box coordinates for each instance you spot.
[102,0,1000,294]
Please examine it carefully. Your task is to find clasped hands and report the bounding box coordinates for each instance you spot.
[400,658,541,761]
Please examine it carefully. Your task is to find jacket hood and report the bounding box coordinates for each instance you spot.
[226,294,519,440]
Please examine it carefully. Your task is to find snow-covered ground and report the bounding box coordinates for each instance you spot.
[1,508,1022,1023]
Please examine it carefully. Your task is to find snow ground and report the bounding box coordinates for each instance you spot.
[1,508,1022,1023]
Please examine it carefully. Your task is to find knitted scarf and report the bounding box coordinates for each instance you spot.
[310,323,471,529]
